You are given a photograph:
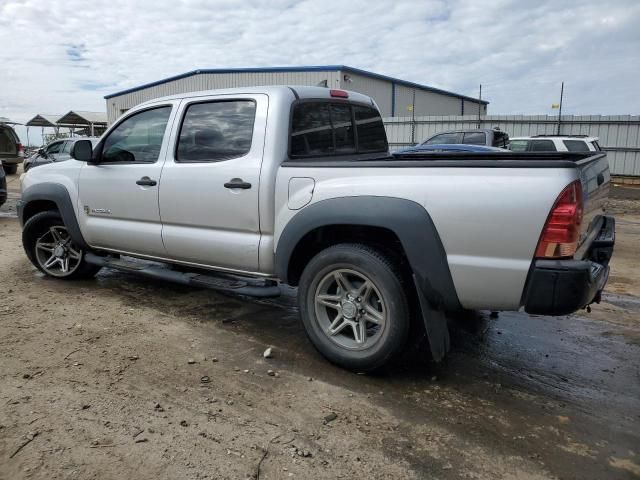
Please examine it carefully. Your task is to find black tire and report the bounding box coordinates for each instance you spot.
[22,210,101,280]
[298,243,410,372]
[3,163,17,175]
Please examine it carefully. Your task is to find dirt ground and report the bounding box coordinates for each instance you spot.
[1,169,639,480]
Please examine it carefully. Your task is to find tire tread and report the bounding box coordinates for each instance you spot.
[298,242,410,372]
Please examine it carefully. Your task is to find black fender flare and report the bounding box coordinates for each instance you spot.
[19,183,89,249]
[275,196,460,360]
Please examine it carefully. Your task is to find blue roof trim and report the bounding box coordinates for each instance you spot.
[104,65,488,104]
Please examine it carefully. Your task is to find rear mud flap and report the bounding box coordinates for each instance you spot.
[413,274,451,361]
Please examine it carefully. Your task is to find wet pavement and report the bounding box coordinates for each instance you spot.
[88,262,640,478]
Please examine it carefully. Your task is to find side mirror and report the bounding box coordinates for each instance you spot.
[71,140,93,161]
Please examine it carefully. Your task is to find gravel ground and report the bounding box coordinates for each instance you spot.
[1,168,639,479]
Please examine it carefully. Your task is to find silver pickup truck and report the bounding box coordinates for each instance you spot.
[18,86,615,371]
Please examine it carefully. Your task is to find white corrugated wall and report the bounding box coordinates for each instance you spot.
[383,115,640,176]
[339,72,393,116]
[394,84,472,117]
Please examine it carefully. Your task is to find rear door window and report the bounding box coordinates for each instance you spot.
[508,140,529,152]
[423,132,461,145]
[462,132,487,145]
[563,140,590,152]
[530,140,557,152]
[176,100,256,162]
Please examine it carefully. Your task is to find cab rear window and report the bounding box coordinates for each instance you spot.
[290,102,387,157]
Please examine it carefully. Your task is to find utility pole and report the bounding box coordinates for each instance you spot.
[477,84,482,129]
[410,89,416,144]
[557,81,564,135]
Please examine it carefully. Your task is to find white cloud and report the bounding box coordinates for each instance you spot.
[1,0,639,145]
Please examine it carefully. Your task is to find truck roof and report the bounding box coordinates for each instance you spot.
[138,85,376,108]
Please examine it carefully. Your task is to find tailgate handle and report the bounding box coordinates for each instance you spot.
[597,173,605,186]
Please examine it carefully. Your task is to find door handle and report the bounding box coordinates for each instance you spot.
[136,176,157,186]
[224,178,252,189]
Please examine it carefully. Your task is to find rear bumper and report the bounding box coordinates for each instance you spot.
[523,216,615,316]
[1,156,24,165]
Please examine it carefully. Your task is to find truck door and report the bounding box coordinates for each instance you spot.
[77,104,176,257]
[158,94,267,273]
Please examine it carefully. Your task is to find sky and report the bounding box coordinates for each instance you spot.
[1,0,639,145]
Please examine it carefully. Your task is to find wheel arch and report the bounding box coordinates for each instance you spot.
[20,183,88,249]
[275,196,461,312]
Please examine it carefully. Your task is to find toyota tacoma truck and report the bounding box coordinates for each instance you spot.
[17,86,615,372]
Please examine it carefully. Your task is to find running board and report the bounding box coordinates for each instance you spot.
[85,253,281,298]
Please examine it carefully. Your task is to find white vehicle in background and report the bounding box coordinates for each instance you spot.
[509,135,602,153]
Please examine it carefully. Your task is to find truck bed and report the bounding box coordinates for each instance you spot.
[277,151,610,311]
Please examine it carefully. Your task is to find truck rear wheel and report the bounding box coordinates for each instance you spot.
[298,243,410,372]
[22,211,101,280]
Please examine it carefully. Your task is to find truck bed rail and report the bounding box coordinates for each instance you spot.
[282,152,606,169]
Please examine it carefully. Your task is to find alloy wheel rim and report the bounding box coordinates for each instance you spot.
[35,226,83,277]
[313,268,386,351]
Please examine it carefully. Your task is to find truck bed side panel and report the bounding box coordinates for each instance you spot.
[275,165,579,310]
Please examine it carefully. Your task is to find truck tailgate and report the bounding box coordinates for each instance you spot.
[574,153,611,252]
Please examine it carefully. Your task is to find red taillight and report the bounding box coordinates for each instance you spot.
[330,89,349,98]
[535,181,583,259]
[17,143,24,157]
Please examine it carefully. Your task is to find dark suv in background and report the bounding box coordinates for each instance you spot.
[0,122,24,175]
[420,128,509,148]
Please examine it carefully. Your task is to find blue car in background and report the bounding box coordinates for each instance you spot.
[395,143,509,154]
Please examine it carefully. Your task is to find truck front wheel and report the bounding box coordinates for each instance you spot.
[298,243,410,372]
[22,211,101,280]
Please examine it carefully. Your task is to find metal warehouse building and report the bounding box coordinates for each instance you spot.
[104,65,488,123]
